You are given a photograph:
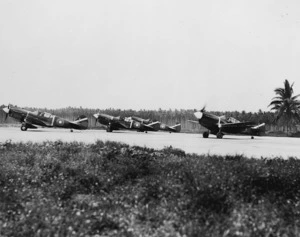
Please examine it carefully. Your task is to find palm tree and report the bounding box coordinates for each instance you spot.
[269,79,300,132]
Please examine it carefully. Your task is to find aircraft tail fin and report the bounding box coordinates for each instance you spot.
[170,123,181,132]
[251,123,266,130]
[250,123,266,136]
[74,115,89,129]
[147,121,161,131]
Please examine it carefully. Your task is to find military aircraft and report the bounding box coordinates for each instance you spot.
[2,105,88,131]
[93,113,161,133]
[131,116,181,133]
[190,107,265,139]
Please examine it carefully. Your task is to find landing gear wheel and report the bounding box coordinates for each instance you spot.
[21,125,27,131]
[216,132,223,139]
[203,131,209,138]
[251,136,254,139]
[145,131,148,133]
[70,129,73,133]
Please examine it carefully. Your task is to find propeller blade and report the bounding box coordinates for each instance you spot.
[200,104,206,112]
[217,116,226,128]
[3,105,10,122]
[93,113,99,126]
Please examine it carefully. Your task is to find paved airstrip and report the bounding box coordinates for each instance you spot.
[0,127,299,159]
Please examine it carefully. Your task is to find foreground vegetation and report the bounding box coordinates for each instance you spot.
[0,140,300,236]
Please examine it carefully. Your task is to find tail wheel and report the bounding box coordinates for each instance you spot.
[21,125,27,131]
[203,131,209,138]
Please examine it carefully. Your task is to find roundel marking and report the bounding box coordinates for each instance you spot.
[161,124,166,129]
[135,122,140,128]
[57,119,64,126]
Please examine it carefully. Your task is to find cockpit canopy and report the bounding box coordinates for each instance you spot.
[41,112,53,118]
[31,111,54,118]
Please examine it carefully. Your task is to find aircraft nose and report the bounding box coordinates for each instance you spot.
[3,107,9,114]
[194,111,203,119]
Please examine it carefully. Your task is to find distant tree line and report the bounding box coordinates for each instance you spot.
[1,79,300,134]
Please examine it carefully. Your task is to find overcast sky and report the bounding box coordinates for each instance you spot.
[1,0,300,112]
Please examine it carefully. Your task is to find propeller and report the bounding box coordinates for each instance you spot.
[194,105,206,120]
[217,115,226,129]
[93,113,99,126]
[218,117,222,128]
[3,105,10,121]
[200,105,206,113]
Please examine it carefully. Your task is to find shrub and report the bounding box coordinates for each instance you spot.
[0,141,300,236]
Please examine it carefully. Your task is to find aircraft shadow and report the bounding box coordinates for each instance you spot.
[205,137,256,140]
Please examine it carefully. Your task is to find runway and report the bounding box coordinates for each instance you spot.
[0,127,299,159]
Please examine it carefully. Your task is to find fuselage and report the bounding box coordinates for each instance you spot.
[196,112,226,134]
[93,113,159,132]
[4,106,88,130]
[195,111,256,135]
[96,114,120,126]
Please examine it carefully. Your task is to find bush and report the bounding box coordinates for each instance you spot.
[0,141,300,236]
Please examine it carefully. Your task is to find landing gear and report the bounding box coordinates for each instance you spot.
[251,136,254,139]
[21,124,27,131]
[70,129,73,133]
[203,131,209,138]
[106,124,113,132]
[216,132,223,139]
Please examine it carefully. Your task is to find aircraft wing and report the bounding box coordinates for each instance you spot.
[23,122,38,129]
[114,121,130,129]
[221,121,256,129]
[25,116,49,127]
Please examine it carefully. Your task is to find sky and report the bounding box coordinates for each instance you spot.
[1,0,300,112]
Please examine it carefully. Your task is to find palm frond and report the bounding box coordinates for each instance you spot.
[291,94,300,100]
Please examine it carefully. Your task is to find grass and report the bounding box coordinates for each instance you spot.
[0,140,300,236]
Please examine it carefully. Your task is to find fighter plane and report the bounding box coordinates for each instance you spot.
[2,105,88,131]
[93,113,161,133]
[131,116,181,133]
[190,107,265,139]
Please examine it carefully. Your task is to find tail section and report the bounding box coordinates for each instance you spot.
[74,115,89,130]
[147,121,161,131]
[170,123,181,133]
[251,123,265,130]
[250,123,266,136]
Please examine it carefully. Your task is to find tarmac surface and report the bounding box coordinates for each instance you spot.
[0,127,299,159]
